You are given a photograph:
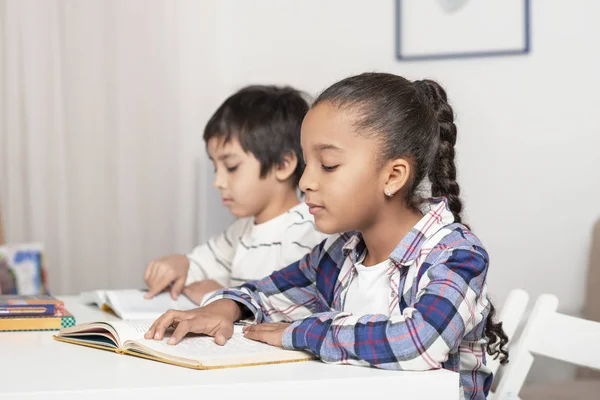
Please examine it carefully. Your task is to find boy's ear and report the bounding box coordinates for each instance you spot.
[274,151,298,182]
[383,157,411,197]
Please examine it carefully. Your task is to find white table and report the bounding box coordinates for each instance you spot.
[0,296,459,399]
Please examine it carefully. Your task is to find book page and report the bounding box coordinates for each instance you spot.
[110,320,156,343]
[128,326,313,367]
[105,290,197,320]
[60,320,155,346]
[79,290,108,307]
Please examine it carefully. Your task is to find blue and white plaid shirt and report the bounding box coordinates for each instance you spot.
[207,198,493,399]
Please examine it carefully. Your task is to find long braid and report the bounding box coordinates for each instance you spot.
[414,79,464,224]
[415,79,509,365]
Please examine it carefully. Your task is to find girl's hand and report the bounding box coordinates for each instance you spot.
[144,299,242,345]
[242,322,291,348]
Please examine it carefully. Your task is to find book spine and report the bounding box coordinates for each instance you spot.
[0,314,76,332]
[0,304,56,316]
[0,316,62,331]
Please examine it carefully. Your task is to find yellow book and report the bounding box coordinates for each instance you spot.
[0,310,76,332]
[54,321,314,370]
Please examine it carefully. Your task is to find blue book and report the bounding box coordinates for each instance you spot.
[0,295,64,317]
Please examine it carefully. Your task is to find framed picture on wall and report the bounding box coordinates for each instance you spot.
[396,0,531,61]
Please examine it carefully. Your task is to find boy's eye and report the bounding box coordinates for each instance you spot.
[321,164,339,172]
[226,165,239,173]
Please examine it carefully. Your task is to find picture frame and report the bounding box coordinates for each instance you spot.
[396,0,531,61]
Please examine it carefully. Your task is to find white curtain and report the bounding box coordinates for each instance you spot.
[0,0,230,294]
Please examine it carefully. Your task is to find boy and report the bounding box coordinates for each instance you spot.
[144,85,327,304]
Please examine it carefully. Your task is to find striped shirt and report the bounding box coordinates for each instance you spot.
[206,198,493,400]
[186,202,328,288]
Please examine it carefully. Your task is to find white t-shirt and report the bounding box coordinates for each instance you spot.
[343,257,393,317]
[186,202,328,287]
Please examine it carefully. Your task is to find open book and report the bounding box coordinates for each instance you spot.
[54,321,314,369]
[79,289,198,320]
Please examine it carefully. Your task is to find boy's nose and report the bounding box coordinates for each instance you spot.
[213,171,226,190]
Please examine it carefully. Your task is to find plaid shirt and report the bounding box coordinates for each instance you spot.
[206,198,493,400]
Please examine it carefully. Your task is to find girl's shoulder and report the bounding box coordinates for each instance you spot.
[427,222,489,264]
[415,223,490,291]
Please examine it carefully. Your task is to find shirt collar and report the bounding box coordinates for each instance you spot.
[341,197,455,266]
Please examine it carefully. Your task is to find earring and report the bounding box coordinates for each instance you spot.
[385,188,393,198]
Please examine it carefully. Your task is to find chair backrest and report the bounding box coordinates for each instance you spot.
[487,288,530,378]
[493,294,600,399]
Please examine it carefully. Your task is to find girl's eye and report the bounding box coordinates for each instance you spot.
[226,165,239,173]
[321,164,339,172]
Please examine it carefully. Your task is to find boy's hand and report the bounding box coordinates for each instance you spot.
[144,299,243,346]
[183,280,224,305]
[144,254,190,300]
[242,322,291,348]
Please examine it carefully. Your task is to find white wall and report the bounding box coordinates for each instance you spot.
[199,0,600,382]
[206,0,600,316]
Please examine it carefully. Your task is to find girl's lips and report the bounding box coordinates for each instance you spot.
[306,202,324,215]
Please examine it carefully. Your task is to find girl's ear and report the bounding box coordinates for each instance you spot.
[382,158,411,197]
[274,152,298,182]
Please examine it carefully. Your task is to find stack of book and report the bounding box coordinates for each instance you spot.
[0,295,76,332]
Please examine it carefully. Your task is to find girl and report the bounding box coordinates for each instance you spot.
[145,73,508,399]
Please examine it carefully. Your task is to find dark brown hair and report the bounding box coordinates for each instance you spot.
[204,85,309,186]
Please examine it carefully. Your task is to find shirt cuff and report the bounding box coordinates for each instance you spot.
[282,319,307,350]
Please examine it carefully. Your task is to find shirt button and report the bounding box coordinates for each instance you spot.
[390,292,395,298]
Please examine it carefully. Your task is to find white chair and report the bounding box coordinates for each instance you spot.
[488,288,530,379]
[492,294,600,400]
